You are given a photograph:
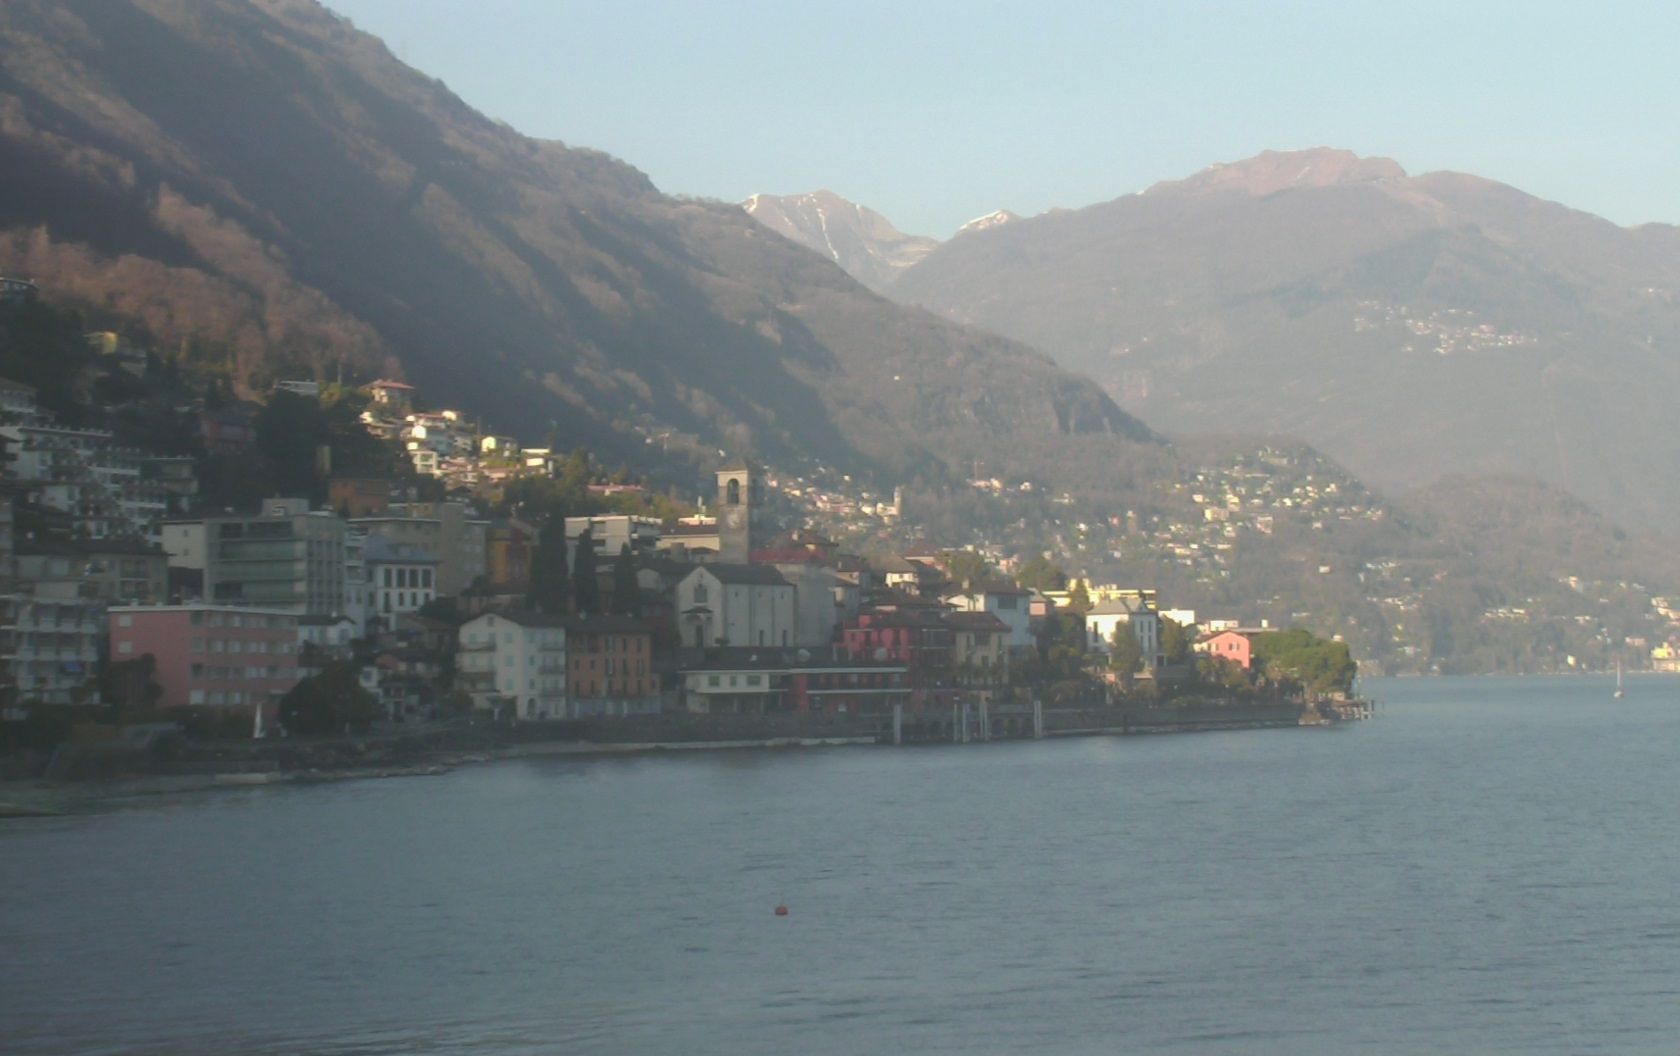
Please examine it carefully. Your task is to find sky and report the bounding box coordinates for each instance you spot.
[325,0,1677,239]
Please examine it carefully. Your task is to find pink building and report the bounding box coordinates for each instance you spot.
[1195,629,1255,671]
[109,605,302,734]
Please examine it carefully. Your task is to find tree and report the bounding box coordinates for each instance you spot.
[278,661,378,736]
[558,448,592,493]
[1160,616,1192,665]
[1108,624,1144,691]
[1198,654,1253,693]
[97,654,162,717]
[527,513,570,615]
[612,541,641,617]
[1032,611,1090,684]
[1250,628,1357,695]
[572,526,601,614]
[1015,554,1068,592]
[942,549,992,588]
[253,390,326,500]
[1066,580,1092,613]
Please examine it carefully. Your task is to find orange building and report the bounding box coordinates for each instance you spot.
[329,477,392,518]
[565,614,659,714]
[486,518,536,594]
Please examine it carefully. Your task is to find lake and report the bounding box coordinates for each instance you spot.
[4,675,1679,1054]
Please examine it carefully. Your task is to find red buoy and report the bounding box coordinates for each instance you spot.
[774,904,789,916]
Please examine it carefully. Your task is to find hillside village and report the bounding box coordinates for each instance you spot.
[0,277,1675,756]
[0,282,1379,755]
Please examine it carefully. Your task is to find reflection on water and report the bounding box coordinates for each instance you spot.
[4,676,1679,1055]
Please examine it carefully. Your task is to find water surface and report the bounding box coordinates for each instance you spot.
[4,675,1678,1054]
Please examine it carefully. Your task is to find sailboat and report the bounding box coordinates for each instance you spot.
[1614,660,1626,700]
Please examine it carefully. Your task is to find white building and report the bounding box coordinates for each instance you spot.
[456,610,567,719]
[675,563,796,649]
[9,590,102,705]
[159,519,207,570]
[775,563,844,647]
[565,514,662,563]
[364,535,438,620]
[1086,598,1163,671]
[943,583,1034,650]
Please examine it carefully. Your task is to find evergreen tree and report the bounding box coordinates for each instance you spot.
[1015,554,1069,592]
[527,513,570,615]
[278,662,379,736]
[572,526,601,614]
[1160,616,1192,664]
[1108,624,1144,691]
[1067,579,1092,613]
[612,541,641,617]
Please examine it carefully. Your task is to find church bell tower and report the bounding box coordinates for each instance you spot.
[716,458,759,563]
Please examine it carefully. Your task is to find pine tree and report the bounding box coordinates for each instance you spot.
[572,526,601,615]
[527,513,570,615]
[612,541,641,617]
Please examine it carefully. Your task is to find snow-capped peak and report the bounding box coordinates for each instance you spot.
[955,209,1019,237]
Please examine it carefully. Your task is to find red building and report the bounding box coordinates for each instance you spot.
[108,604,301,735]
[843,609,955,709]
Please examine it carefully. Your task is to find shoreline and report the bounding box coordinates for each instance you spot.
[0,705,1363,817]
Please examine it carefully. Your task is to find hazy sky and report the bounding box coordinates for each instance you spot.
[325,0,1676,238]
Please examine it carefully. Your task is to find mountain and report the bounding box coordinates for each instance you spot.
[0,0,1155,488]
[954,210,1020,238]
[890,148,1680,532]
[742,190,939,294]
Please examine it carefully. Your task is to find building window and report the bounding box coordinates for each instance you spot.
[117,641,133,655]
[726,479,740,505]
[117,614,132,628]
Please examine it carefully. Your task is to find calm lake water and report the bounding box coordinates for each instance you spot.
[4,675,1680,1055]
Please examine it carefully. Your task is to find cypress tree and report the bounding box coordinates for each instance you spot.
[572,526,600,614]
[613,541,641,617]
[527,513,570,615]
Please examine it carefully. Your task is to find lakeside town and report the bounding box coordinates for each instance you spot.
[0,279,1380,779]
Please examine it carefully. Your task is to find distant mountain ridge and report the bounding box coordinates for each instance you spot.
[889,147,1680,532]
[742,190,939,294]
[0,0,1156,487]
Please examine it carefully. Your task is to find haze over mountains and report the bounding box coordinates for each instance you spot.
[0,0,1152,487]
[866,148,1680,532]
[742,191,939,295]
[6,0,1678,559]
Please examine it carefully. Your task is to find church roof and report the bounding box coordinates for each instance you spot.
[695,562,790,586]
